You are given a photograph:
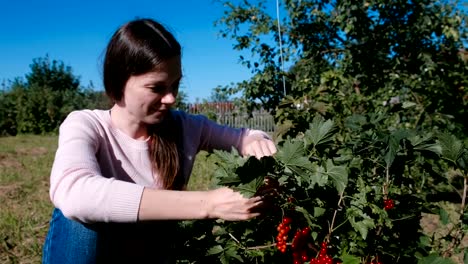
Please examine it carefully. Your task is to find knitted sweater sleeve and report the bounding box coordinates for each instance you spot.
[49,111,144,223]
[180,112,269,154]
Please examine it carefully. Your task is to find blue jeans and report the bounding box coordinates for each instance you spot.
[42,208,176,264]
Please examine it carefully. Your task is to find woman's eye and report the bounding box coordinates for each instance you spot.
[150,86,166,93]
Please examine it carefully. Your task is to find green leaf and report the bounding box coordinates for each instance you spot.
[439,208,449,225]
[438,133,464,165]
[206,245,224,256]
[402,101,417,108]
[410,134,442,155]
[344,114,367,131]
[213,148,245,168]
[220,253,229,264]
[349,215,375,240]
[234,176,264,197]
[417,254,457,264]
[225,247,244,263]
[383,130,412,167]
[310,165,329,188]
[216,170,242,185]
[295,206,319,228]
[275,140,314,175]
[340,253,360,264]
[314,207,326,217]
[304,115,338,148]
[325,159,348,194]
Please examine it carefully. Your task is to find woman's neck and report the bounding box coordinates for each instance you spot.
[109,105,149,140]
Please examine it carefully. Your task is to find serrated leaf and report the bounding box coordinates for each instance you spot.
[305,115,338,148]
[220,253,229,264]
[383,130,411,167]
[410,135,442,155]
[344,114,367,131]
[295,206,318,228]
[314,207,326,217]
[341,253,360,264]
[234,176,264,197]
[206,245,224,256]
[349,214,375,240]
[275,140,314,175]
[216,171,242,185]
[225,247,244,263]
[417,254,457,264]
[213,147,246,168]
[310,165,329,188]
[438,133,464,165]
[458,149,468,171]
[325,159,348,193]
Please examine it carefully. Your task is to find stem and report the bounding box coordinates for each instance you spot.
[383,165,390,199]
[246,243,279,250]
[461,177,467,216]
[332,218,350,232]
[228,232,242,246]
[327,190,344,241]
[442,174,467,258]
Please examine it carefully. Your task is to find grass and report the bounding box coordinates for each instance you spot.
[0,135,218,263]
[0,135,56,264]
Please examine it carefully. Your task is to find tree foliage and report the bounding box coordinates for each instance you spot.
[170,1,468,263]
[0,56,111,135]
[215,0,468,137]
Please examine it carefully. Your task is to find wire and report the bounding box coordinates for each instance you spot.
[276,0,287,96]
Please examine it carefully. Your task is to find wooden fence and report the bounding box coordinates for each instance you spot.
[185,103,276,132]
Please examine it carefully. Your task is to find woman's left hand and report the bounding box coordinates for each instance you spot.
[241,131,277,159]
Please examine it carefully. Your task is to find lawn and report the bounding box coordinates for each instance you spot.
[0,135,218,263]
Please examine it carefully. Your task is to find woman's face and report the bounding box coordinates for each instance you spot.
[120,56,181,124]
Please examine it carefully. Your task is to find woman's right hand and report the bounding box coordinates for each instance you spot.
[206,187,263,221]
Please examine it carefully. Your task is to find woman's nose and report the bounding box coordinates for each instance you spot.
[161,92,176,105]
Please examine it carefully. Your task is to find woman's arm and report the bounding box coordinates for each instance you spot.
[138,187,262,221]
[181,112,277,158]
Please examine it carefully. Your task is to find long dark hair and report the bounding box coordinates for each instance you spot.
[103,18,183,190]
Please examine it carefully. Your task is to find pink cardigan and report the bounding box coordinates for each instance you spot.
[49,109,256,223]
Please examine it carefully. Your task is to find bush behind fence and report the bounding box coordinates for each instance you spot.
[185,103,276,132]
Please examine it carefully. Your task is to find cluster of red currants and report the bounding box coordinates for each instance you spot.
[276,217,292,253]
[291,227,311,263]
[383,198,395,210]
[309,242,335,264]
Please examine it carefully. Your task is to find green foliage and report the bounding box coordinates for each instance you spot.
[215,0,468,137]
[0,56,112,135]
[178,114,467,263]
[26,56,80,91]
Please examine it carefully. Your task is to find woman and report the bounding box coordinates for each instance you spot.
[42,18,277,263]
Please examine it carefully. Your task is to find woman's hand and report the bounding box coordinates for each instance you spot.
[206,187,263,221]
[241,131,277,159]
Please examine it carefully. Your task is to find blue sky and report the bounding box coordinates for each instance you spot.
[0,0,256,102]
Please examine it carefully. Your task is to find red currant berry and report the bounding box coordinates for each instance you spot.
[283,217,293,225]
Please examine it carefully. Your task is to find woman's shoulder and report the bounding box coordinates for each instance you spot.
[170,110,209,124]
[61,109,111,132]
[64,109,109,122]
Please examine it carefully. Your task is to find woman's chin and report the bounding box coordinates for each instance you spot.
[146,111,167,124]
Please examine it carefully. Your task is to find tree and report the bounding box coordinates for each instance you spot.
[26,55,80,91]
[215,0,468,136]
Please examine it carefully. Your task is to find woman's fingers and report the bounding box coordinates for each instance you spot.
[243,137,277,159]
[208,188,264,221]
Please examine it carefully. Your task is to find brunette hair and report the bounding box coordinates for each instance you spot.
[103,18,182,190]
